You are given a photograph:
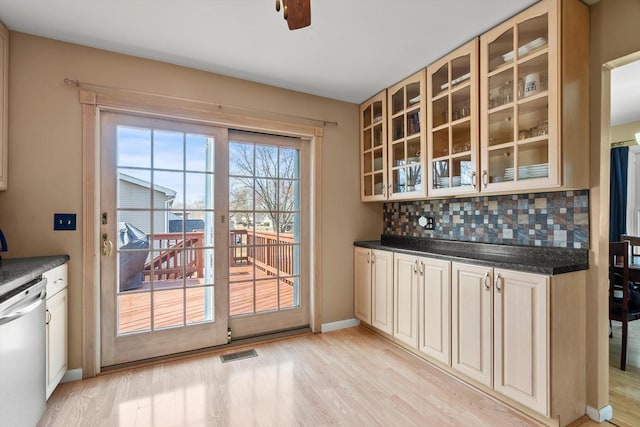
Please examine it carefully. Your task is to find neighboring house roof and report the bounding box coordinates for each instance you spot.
[119,172,177,199]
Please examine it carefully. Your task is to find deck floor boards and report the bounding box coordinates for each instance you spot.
[118,263,294,334]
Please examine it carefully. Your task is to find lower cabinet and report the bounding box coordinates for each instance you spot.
[44,263,68,400]
[452,262,549,415]
[354,247,393,335]
[394,253,452,364]
[355,247,585,425]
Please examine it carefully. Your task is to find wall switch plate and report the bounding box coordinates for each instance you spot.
[54,213,76,231]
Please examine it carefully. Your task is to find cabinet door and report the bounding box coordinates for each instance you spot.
[451,262,493,387]
[360,92,388,201]
[480,0,559,192]
[418,257,451,365]
[493,268,549,415]
[393,253,419,348]
[371,249,394,335]
[46,288,68,399]
[427,39,479,197]
[387,70,427,200]
[354,247,372,324]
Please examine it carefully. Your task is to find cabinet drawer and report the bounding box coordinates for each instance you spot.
[44,263,68,296]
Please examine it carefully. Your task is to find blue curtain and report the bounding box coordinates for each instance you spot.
[610,146,629,242]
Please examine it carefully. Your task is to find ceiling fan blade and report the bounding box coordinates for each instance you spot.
[286,0,311,30]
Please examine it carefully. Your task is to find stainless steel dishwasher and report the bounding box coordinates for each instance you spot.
[0,276,47,427]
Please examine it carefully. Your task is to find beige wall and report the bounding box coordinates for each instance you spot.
[0,32,383,370]
[611,120,640,144]
[589,0,640,413]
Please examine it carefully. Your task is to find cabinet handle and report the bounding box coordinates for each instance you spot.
[371,253,375,264]
[419,261,424,276]
[495,273,502,292]
[46,309,52,325]
[483,272,490,290]
[367,251,371,264]
[482,170,488,188]
[472,171,477,188]
[413,259,418,273]
[388,184,392,196]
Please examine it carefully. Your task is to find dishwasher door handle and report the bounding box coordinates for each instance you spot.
[0,281,47,326]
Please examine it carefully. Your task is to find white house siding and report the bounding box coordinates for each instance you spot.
[118,179,174,235]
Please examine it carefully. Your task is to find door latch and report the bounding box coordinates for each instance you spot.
[102,233,113,256]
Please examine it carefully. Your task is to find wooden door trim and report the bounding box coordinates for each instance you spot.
[80,89,323,377]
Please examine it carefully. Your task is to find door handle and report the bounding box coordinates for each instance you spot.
[102,233,113,256]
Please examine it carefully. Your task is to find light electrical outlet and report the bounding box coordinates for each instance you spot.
[419,215,435,230]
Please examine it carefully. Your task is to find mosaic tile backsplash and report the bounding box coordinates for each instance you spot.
[383,190,589,249]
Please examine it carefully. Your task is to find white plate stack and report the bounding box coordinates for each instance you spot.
[504,163,549,180]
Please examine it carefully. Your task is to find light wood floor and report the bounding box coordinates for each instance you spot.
[42,326,547,427]
[39,322,640,427]
[569,320,640,427]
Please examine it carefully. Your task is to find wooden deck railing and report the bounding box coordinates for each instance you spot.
[143,232,204,281]
[229,229,295,283]
[142,229,295,283]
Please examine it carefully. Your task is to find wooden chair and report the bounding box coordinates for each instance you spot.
[621,234,640,263]
[609,241,640,370]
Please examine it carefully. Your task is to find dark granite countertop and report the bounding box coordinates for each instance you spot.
[0,255,70,295]
[355,235,588,275]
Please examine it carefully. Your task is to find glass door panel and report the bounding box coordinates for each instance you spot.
[488,147,515,183]
[488,108,515,146]
[488,28,514,72]
[387,71,426,199]
[432,63,448,98]
[517,14,548,61]
[360,94,387,200]
[432,160,450,189]
[100,113,228,367]
[228,140,302,317]
[453,156,474,188]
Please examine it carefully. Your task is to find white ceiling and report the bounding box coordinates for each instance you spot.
[0,0,635,125]
[611,59,640,127]
[0,0,537,104]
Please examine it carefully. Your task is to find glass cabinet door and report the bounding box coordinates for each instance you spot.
[427,39,479,196]
[386,70,426,199]
[480,1,559,191]
[360,91,388,201]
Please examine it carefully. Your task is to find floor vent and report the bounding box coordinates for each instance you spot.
[220,349,258,363]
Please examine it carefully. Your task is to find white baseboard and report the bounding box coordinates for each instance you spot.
[61,368,82,383]
[321,318,360,333]
[586,404,613,423]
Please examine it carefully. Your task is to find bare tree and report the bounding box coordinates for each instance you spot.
[229,143,297,233]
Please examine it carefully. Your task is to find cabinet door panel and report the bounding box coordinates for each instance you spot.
[451,263,492,387]
[354,247,372,324]
[371,250,394,334]
[46,288,67,399]
[419,257,451,364]
[494,268,549,415]
[394,253,419,348]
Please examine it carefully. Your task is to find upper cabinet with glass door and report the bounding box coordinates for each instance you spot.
[387,71,427,200]
[360,91,387,201]
[427,39,479,197]
[479,0,589,192]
